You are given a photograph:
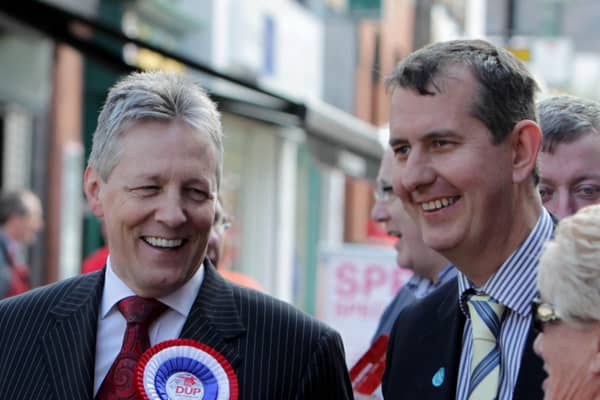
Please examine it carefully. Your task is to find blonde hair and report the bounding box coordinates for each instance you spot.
[538,204,600,324]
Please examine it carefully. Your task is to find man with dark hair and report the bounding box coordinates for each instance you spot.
[382,39,550,399]
[537,95,600,218]
[0,190,43,298]
[352,148,455,399]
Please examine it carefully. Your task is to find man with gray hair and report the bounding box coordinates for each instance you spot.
[0,71,352,399]
[0,189,43,299]
[537,95,600,218]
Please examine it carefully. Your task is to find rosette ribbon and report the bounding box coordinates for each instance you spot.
[135,339,238,400]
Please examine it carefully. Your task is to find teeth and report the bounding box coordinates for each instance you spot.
[421,197,456,211]
[145,237,183,248]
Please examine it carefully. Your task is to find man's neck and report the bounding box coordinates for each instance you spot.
[447,197,542,287]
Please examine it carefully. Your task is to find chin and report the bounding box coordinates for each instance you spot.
[423,233,461,254]
[396,257,412,270]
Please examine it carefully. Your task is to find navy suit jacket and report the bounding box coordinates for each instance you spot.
[382,277,545,399]
[0,262,353,399]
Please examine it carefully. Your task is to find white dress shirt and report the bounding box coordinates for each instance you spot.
[93,256,204,395]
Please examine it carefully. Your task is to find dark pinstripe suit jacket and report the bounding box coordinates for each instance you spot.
[0,262,353,399]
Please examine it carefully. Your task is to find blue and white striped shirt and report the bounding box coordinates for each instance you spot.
[455,207,554,400]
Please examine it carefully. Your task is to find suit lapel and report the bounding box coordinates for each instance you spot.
[417,279,464,399]
[180,261,245,369]
[42,271,104,399]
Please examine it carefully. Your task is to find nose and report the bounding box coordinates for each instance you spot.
[371,199,391,223]
[397,151,435,194]
[550,189,576,219]
[155,190,187,227]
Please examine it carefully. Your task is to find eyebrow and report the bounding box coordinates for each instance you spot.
[377,178,393,186]
[570,175,600,185]
[389,129,461,147]
[183,177,212,186]
[128,174,214,188]
[540,175,600,185]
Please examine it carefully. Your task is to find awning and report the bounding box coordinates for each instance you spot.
[0,0,382,178]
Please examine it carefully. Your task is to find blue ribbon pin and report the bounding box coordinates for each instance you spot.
[432,367,445,387]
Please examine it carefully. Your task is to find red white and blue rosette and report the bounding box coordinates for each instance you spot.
[135,339,238,400]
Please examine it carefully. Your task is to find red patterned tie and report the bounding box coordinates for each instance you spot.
[96,296,167,400]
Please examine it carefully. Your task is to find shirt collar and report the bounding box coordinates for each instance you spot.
[100,255,204,319]
[434,264,456,287]
[405,274,428,289]
[458,207,554,317]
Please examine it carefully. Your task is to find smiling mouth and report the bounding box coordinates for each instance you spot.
[420,196,460,211]
[142,236,185,249]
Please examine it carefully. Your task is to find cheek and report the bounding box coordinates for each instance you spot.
[191,209,215,234]
[110,208,147,232]
[574,197,599,212]
[541,331,571,370]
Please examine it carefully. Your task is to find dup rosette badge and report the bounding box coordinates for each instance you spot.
[135,339,238,400]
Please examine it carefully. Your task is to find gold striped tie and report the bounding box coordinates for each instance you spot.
[467,294,505,400]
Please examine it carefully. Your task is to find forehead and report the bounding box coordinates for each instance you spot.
[539,134,600,182]
[389,66,478,138]
[115,120,218,180]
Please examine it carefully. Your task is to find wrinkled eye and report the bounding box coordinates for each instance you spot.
[538,186,553,203]
[187,188,212,203]
[393,144,410,160]
[575,185,600,200]
[374,185,394,201]
[432,139,450,147]
[130,186,161,197]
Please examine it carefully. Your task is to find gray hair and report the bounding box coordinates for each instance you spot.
[537,95,600,153]
[538,203,600,324]
[88,71,223,188]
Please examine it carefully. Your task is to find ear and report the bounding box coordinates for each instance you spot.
[84,166,104,218]
[510,120,542,184]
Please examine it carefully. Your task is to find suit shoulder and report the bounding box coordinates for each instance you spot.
[0,272,101,315]
[394,277,458,325]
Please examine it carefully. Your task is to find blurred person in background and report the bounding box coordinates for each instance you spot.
[370,147,455,341]
[353,148,455,399]
[206,197,229,268]
[533,203,600,400]
[0,189,43,299]
[538,95,600,218]
[0,71,352,399]
[81,219,109,274]
[207,198,263,291]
